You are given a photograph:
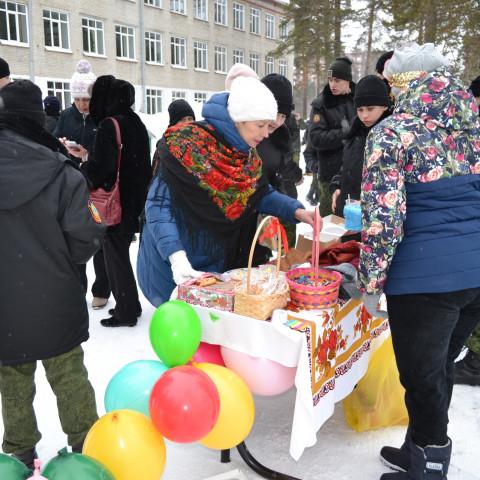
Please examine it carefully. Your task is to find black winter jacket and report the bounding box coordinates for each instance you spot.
[0,126,106,366]
[308,82,356,182]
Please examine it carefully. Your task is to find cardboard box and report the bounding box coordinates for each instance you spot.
[178,275,240,312]
[296,215,347,254]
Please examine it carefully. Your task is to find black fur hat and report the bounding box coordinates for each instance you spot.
[375,51,394,75]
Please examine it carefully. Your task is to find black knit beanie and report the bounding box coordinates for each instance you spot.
[0,57,10,79]
[327,56,353,82]
[261,73,293,117]
[375,51,394,75]
[168,99,195,127]
[43,95,61,115]
[354,75,391,109]
[0,79,46,126]
[469,75,480,97]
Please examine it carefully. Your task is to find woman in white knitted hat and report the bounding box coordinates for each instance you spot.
[358,42,480,480]
[137,76,315,306]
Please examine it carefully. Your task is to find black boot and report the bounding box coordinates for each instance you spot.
[380,437,451,480]
[72,441,84,453]
[380,427,411,472]
[454,349,480,386]
[12,447,38,470]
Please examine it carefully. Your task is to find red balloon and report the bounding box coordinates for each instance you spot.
[149,365,220,443]
[189,342,225,367]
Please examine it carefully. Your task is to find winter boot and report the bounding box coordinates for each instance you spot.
[12,447,38,470]
[380,437,451,480]
[454,349,480,386]
[72,441,84,453]
[380,428,411,472]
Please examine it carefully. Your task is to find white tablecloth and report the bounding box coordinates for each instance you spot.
[191,298,389,460]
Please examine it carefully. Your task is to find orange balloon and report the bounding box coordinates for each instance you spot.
[196,363,255,450]
[83,409,166,480]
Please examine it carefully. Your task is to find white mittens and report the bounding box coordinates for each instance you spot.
[169,250,204,285]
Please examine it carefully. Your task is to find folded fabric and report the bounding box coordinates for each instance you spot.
[323,263,362,300]
[317,240,360,267]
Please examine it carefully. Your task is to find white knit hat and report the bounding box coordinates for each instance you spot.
[70,60,96,99]
[227,76,277,123]
[225,63,259,91]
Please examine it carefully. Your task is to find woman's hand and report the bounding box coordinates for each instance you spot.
[294,208,318,228]
[59,137,88,159]
[332,189,341,213]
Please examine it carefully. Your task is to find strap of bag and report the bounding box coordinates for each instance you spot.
[107,116,122,176]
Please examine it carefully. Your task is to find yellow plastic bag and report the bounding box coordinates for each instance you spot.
[343,335,409,431]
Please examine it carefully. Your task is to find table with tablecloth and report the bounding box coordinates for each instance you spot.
[190,297,390,461]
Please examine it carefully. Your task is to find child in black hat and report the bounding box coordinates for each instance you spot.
[168,99,195,127]
[0,57,10,89]
[43,95,62,134]
[329,74,392,218]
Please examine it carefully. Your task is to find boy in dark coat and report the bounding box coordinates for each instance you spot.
[0,80,105,469]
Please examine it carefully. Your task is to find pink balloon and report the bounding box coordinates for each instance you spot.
[220,347,296,396]
[189,342,225,367]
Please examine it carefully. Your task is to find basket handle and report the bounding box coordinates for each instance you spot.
[246,215,282,294]
[311,206,321,286]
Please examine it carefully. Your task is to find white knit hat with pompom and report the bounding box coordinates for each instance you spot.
[70,60,96,99]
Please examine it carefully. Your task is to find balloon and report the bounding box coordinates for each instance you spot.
[149,300,201,367]
[188,342,225,367]
[42,448,115,480]
[83,410,166,480]
[105,359,169,416]
[196,363,255,450]
[220,347,297,396]
[26,459,48,479]
[149,365,220,443]
[0,453,31,479]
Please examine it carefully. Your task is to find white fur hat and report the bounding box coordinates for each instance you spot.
[70,60,96,99]
[227,76,277,123]
[225,63,259,91]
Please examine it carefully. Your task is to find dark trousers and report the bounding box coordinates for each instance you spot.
[387,287,480,447]
[91,248,111,299]
[103,231,140,322]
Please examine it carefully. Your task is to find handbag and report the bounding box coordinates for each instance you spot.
[89,117,122,226]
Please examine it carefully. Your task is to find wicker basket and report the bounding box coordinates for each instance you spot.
[286,206,342,310]
[234,216,289,320]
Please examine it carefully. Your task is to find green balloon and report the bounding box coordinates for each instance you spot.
[149,300,202,367]
[0,453,31,479]
[42,448,115,480]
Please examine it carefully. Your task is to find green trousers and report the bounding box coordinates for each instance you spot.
[0,346,98,453]
[466,323,480,354]
[318,181,333,218]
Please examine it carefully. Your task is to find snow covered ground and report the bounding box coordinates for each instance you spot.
[1,135,479,480]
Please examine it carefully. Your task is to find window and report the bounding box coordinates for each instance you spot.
[233,49,244,65]
[233,3,244,30]
[214,0,227,26]
[194,92,207,103]
[116,25,135,59]
[82,18,105,55]
[47,81,70,109]
[170,0,185,14]
[279,59,287,76]
[265,13,275,39]
[250,8,260,35]
[249,52,259,75]
[144,0,162,7]
[146,88,162,114]
[194,41,208,70]
[0,1,28,43]
[194,0,207,20]
[214,45,227,73]
[279,19,288,40]
[265,56,274,75]
[145,31,162,63]
[171,36,186,67]
[172,90,186,100]
[43,9,69,50]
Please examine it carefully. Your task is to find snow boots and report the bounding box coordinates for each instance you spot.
[454,349,480,386]
[12,447,37,470]
[380,437,451,480]
[380,429,411,472]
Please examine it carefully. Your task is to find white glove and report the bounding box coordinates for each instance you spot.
[169,250,204,285]
[362,293,389,319]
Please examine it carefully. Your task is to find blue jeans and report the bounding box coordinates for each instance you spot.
[386,287,480,447]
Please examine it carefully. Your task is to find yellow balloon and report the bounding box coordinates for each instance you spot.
[83,409,166,480]
[196,363,255,450]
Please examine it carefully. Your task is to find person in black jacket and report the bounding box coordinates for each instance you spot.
[0,80,105,469]
[43,95,61,134]
[308,56,356,217]
[76,75,152,327]
[329,75,392,217]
